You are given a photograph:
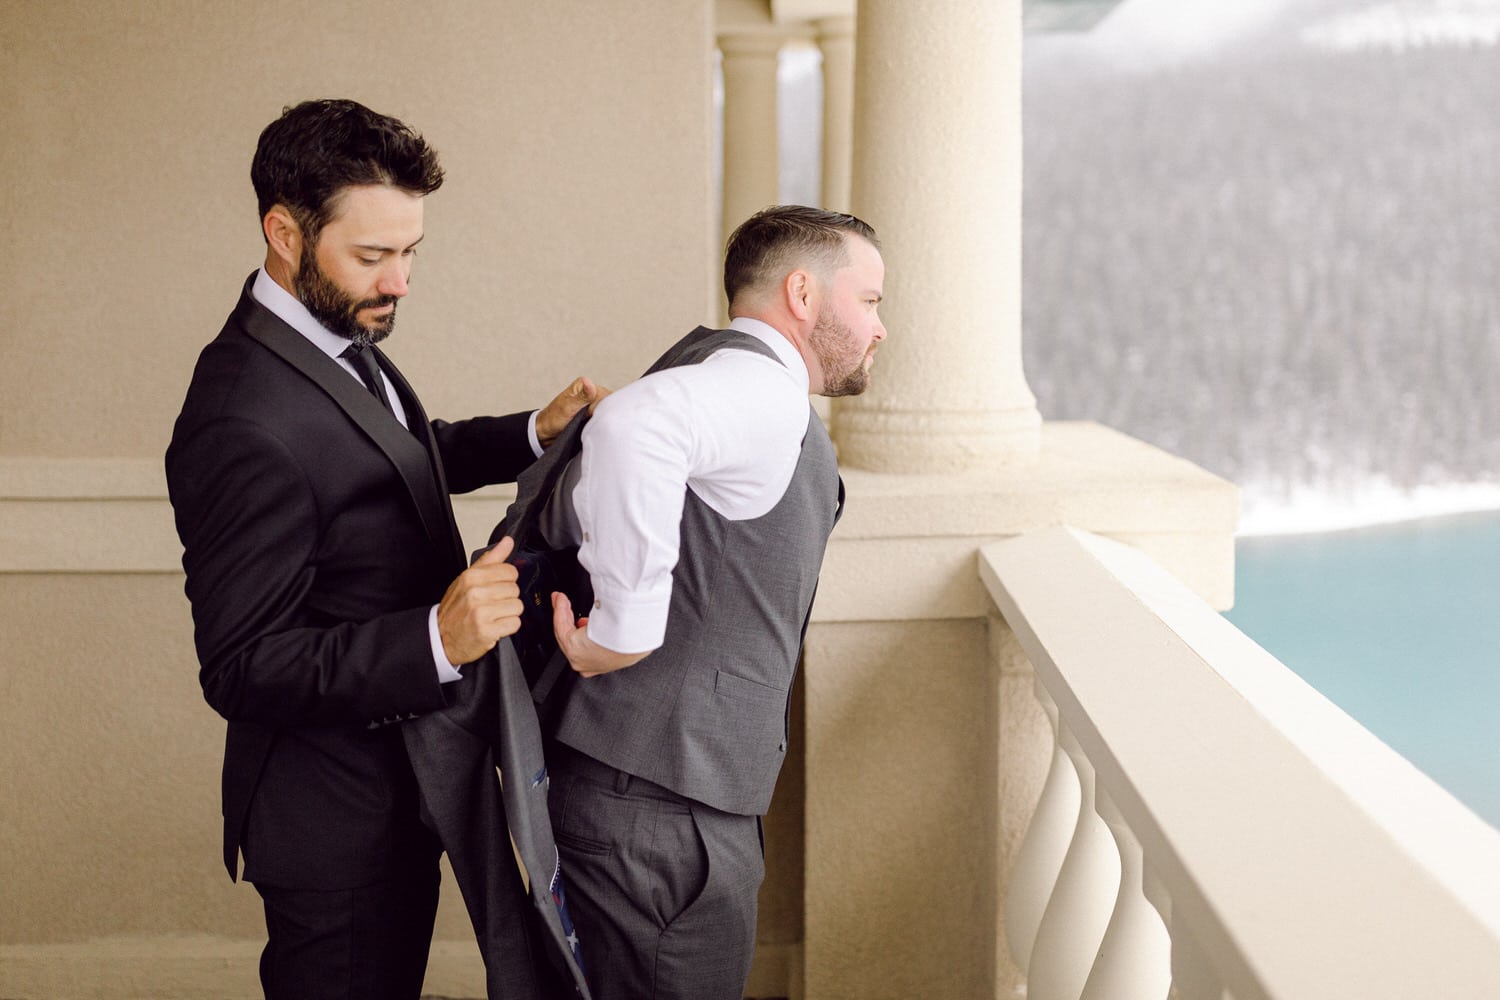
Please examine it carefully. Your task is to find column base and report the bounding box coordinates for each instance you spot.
[834,403,1043,474]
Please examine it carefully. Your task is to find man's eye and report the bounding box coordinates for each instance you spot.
[358,257,380,266]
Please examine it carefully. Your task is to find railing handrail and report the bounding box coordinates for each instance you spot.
[981,526,1500,1000]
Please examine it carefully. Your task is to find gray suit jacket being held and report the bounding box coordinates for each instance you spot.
[402,408,593,1000]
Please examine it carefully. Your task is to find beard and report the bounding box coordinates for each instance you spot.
[809,304,873,398]
[293,240,398,348]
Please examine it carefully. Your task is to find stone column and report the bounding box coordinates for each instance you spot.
[718,30,784,254]
[835,0,1040,473]
[815,16,856,213]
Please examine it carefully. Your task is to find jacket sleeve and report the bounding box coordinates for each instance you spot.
[167,416,447,727]
[432,411,538,494]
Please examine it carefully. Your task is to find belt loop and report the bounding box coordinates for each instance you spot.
[614,769,632,795]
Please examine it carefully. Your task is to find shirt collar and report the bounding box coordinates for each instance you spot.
[251,267,355,362]
[727,316,811,392]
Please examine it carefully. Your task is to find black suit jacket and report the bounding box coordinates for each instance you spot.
[166,274,537,890]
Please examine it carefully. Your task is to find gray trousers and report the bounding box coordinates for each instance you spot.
[548,745,764,1000]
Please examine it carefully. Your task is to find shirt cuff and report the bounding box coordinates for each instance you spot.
[581,581,671,656]
[527,410,544,458]
[428,605,463,684]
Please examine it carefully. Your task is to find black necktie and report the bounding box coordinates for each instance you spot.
[341,344,395,415]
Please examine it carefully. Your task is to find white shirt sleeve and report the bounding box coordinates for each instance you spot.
[526,409,544,458]
[572,346,811,654]
[428,604,463,683]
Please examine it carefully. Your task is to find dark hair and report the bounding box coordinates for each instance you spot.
[724,205,879,307]
[250,98,444,242]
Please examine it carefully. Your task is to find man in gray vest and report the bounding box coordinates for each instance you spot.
[543,205,886,1000]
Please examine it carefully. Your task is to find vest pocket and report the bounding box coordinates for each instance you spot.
[708,669,788,760]
[711,668,785,705]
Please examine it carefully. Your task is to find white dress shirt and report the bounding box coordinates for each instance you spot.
[569,317,814,654]
[251,268,541,683]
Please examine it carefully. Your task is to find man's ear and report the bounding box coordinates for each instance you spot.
[262,205,303,272]
[785,268,815,323]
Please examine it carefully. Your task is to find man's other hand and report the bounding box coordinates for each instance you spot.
[551,591,649,677]
[536,376,609,447]
[437,536,524,665]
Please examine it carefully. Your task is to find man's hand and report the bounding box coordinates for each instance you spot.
[536,376,609,447]
[437,536,524,666]
[551,591,650,678]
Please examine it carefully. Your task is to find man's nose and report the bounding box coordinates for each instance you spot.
[378,261,410,298]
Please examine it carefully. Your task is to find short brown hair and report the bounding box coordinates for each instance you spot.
[724,205,879,307]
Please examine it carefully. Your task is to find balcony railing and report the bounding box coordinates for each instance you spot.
[980,527,1500,999]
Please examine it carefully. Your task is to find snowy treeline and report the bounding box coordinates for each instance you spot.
[1022,40,1500,499]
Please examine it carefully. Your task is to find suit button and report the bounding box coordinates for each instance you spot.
[778,741,787,753]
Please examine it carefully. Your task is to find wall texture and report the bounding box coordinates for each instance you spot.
[0,0,718,460]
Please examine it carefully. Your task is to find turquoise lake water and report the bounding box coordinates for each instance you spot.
[1225,510,1500,829]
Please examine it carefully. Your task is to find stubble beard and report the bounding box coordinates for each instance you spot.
[294,239,398,349]
[810,305,872,398]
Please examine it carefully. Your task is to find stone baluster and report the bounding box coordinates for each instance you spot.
[1005,681,1081,972]
[1167,922,1231,1000]
[1143,862,1178,996]
[1026,723,1122,1000]
[1081,785,1173,999]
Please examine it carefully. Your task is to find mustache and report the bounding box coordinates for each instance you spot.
[353,295,399,312]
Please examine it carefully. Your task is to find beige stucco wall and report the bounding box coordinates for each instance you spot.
[1,1,719,994]
[0,0,718,461]
[0,574,231,939]
[802,618,1002,996]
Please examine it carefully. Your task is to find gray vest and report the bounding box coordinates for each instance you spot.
[554,327,842,815]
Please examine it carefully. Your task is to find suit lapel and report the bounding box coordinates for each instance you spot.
[231,279,462,566]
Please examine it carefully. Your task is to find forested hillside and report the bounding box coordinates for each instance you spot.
[1022,15,1500,502]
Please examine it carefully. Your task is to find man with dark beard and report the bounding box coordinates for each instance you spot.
[537,205,886,1000]
[165,99,600,1000]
